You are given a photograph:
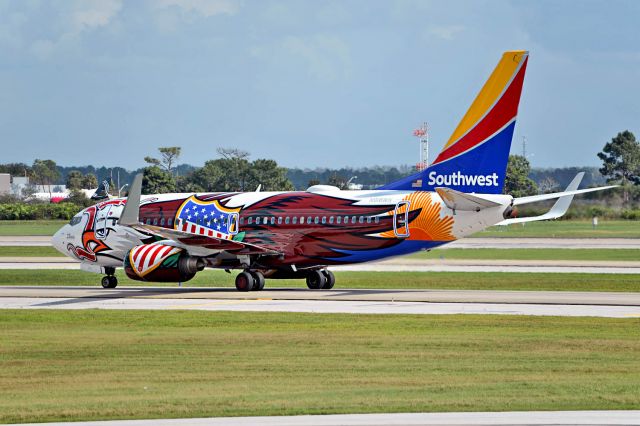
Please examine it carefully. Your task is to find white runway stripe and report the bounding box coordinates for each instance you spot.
[2,297,639,318]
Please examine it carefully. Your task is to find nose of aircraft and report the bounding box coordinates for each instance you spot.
[51,225,69,256]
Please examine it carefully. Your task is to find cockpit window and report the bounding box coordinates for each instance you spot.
[69,215,82,226]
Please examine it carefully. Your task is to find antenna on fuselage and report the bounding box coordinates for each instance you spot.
[118,173,143,226]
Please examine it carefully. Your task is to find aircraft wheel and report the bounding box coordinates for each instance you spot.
[101,276,117,289]
[251,271,265,291]
[306,270,326,290]
[235,271,255,292]
[321,270,335,289]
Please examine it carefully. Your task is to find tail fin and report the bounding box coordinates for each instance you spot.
[381,51,529,193]
[91,178,112,201]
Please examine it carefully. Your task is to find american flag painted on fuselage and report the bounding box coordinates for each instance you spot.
[129,242,181,277]
[175,196,239,239]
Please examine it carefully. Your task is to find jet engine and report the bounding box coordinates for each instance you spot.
[123,243,205,282]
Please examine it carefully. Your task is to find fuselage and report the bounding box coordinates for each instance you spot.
[52,188,512,274]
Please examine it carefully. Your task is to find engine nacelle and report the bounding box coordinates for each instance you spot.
[124,243,205,282]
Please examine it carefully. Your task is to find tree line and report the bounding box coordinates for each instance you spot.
[1,130,639,206]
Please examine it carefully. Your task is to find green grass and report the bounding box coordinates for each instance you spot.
[475,219,640,238]
[410,248,640,261]
[0,246,61,257]
[0,310,638,423]
[0,220,66,236]
[1,269,639,292]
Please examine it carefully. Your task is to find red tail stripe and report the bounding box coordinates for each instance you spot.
[433,57,528,165]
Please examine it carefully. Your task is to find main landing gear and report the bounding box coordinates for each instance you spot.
[101,267,118,289]
[235,270,265,292]
[306,269,335,290]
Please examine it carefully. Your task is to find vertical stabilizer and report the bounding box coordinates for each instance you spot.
[381,51,529,193]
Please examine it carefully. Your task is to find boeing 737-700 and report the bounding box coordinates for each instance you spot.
[52,51,615,291]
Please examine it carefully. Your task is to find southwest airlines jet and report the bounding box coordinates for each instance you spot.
[52,51,614,291]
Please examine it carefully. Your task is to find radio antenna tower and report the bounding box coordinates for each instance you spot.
[413,122,429,171]
[522,136,527,158]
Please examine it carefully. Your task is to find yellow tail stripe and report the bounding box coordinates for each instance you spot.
[443,50,527,149]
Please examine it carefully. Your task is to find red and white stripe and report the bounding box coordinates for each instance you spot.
[179,221,227,240]
[129,243,180,277]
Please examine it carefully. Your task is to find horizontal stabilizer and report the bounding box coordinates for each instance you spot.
[499,173,616,225]
[436,187,502,212]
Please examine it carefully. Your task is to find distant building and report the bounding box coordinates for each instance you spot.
[0,174,9,195]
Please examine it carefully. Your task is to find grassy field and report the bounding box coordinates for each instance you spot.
[0,219,639,238]
[1,269,639,292]
[475,219,640,238]
[0,220,66,236]
[0,310,638,423]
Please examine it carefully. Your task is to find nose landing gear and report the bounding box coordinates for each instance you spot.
[101,267,118,289]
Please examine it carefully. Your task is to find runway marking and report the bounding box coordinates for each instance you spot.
[166,299,263,309]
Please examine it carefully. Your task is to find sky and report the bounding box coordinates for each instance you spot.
[0,0,639,170]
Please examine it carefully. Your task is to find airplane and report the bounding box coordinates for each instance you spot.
[52,51,615,291]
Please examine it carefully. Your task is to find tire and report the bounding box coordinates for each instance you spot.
[306,270,326,290]
[235,271,255,292]
[102,276,117,289]
[321,270,335,289]
[251,271,265,291]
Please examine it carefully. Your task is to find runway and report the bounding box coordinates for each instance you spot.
[2,286,639,318]
[11,410,640,426]
[3,257,640,273]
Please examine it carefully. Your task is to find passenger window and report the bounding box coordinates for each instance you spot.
[337,216,342,224]
[375,216,380,224]
[271,217,275,225]
[278,217,283,225]
[299,217,304,224]
[359,216,364,224]
[367,216,372,224]
[307,216,312,224]
[168,218,173,227]
[344,216,349,224]
[322,217,327,224]
[329,216,334,224]
[314,216,319,224]
[285,217,290,224]
[160,218,165,226]
[248,217,253,225]
[153,218,158,225]
[256,217,261,225]
[263,217,268,225]
[351,216,356,224]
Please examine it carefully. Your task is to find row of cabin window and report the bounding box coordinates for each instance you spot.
[140,215,381,227]
[143,217,174,226]
[240,215,380,226]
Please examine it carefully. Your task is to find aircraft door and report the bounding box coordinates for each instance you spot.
[228,212,239,236]
[393,201,410,238]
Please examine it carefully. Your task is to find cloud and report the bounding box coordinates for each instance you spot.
[282,35,352,81]
[72,0,122,32]
[155,0,240,17]
[427,24,465,40]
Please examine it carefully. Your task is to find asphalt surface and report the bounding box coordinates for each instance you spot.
[3,257,640,273]
[11,411,640,426]
[2,287,640,318]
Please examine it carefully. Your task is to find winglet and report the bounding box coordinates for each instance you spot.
[118,173,143,226]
